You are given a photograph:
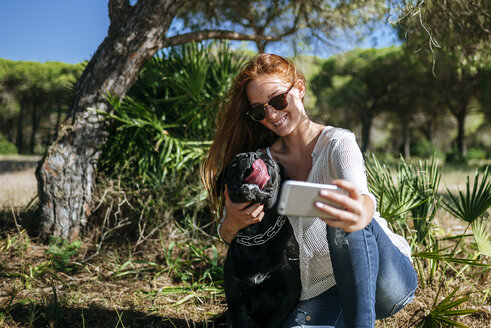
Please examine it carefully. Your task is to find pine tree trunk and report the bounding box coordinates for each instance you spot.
[456,109,467,157]
[403,124,410,159]
[360,111,373,153]
[449,97,469,159]
[35,0,184,241]
[16,102,25,153]
[30,103,38,154]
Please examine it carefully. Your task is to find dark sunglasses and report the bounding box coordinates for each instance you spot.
[246,82,296,121]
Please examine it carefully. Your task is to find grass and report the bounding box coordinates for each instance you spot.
[0,223,228,327]
[0,157,489,327]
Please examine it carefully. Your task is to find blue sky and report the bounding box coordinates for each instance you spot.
[0,0,400,65]
[0,0,110,64]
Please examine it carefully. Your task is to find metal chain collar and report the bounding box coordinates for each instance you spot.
[235,215,287,246]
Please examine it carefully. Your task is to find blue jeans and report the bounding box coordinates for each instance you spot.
[281,220,417,328]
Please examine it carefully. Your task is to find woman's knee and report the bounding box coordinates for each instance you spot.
[375,263,418,319]
[375,283,417,319]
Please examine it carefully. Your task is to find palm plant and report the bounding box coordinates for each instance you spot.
[366,154,428,239]
[367,154,444,287]
[442,166,491,257]
[405,154,442,246]
[99,41,248,184]
[366,155,489,293]
[471,216,491,257]
[416,286,478,328]
[99,95,211,183]
[95,41,248,240]
[443,166,490,225]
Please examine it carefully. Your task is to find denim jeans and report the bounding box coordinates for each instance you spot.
[281,220,418,328]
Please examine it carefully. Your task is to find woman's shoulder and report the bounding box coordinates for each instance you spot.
[319,126,356,144]
[313,127,361,162]
[324,126,353,137]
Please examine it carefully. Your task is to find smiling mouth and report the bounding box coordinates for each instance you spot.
[272,114,287,127]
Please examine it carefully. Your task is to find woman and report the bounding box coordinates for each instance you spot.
[203,54,417,327]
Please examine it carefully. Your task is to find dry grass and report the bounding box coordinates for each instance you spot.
[0,156,489,327]
[0,228,228,327]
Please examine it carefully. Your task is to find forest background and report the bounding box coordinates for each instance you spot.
[0,0,490,327]
[1,45,490,160]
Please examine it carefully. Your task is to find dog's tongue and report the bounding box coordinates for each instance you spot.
[244,158,270,190]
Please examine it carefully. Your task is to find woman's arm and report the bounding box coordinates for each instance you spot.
[218,185,265,244]
[315,179,374,232]
[314,133,375,232]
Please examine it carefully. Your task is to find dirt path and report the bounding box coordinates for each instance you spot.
[0,168,38,209]
[0,155,477,211]
[0,155,39,209]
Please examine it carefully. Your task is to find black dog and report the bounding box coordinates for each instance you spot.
[223,151,300,328]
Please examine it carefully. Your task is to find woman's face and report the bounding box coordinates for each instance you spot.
[245,75,306,137]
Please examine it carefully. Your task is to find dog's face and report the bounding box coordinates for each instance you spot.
[225,152,282,209]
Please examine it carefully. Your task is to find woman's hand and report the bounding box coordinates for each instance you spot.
[219,185,265,244]
[314,179,374,232]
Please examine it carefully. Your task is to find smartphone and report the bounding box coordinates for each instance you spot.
[277,180,348,219]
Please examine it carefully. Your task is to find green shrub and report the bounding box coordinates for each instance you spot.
[465,147,487,160]
[0,134,17,155]
[445,148,467,164]
[46,237,82,272]
[411,139,444,159]
[99,41,248,185]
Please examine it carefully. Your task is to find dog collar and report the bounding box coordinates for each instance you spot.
[234,216,287,246]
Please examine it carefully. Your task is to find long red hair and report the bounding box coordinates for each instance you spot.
[202,54,306,218]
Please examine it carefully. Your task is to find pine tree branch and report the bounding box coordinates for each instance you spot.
[162,30,280,47]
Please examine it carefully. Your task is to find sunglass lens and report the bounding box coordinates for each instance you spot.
[249,105,266,121]
[269,94,288,111]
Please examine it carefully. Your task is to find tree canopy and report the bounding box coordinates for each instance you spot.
[177,0,386,53]
[396,0,491,157]
[310,46,488,157]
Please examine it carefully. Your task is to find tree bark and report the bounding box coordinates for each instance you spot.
[402,123,410,159]
[35,0,185,241]
[16,101,25,153]
[53,106,63,141]
[360,110,373,153]
[163,30,278,47]
[30,103,39,154]
[447,96,469,158]
[256,40,267,53]
[455,107,467,157]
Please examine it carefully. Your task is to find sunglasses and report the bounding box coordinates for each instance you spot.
[246,82,296,121]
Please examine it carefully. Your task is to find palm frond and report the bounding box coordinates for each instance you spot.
[417,286,478,328]
[471,216,491,257]
[414,248,489,267]
[443,166,491,224]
